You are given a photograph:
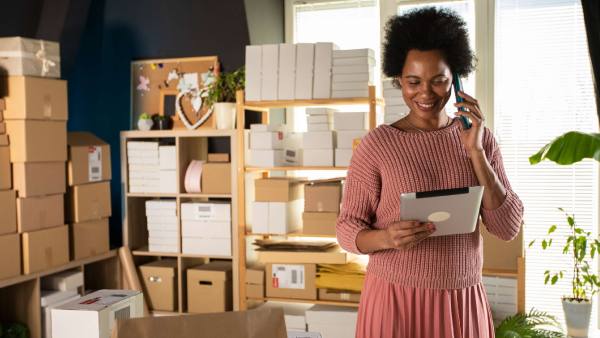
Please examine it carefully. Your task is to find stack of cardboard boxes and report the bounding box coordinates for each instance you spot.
[145,199,178,253]
[302,108,336,166]
[127,141,160,193]
[334,111,367,167]
[251,177,304,235]
[248,124,301,167]
[331,49,375,99]
[302,178,343,237]
[181,202,232,256]
[383,78,409,124]
[66,132,111,260]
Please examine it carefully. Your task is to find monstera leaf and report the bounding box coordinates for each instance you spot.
[530,131,600,165]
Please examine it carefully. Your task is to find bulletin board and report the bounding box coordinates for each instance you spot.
[130,56,220,130]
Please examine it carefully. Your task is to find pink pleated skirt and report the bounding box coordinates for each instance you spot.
[356,274,495,338]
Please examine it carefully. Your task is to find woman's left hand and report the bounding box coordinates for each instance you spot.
[455,91,485,155]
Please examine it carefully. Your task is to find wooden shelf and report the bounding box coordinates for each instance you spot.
[246,231,336,238]
[245,166,348,172]
[247,296,359,308]
[482,268,519,278]
[127,192,178,198]
[127,193,233,198]
[121,129,235,138]
[131,246,232,260]
[179,193,232,199]
[244,97,384,110]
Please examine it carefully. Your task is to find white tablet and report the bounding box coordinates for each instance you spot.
[400,186,484,237]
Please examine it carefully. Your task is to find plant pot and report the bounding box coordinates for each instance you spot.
[137,118,154,131]
[562,297,592,337]
[157,118,172,130]
[213,102,236,130]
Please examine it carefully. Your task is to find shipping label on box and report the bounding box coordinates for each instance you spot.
[272,264,305,289]
[267,263,317,300]
[181,202,231,221]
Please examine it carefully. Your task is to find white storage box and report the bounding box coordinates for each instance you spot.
[303,149,334,167]
[41,271,84,292]
[127,141,159,151]
[313,42,336,99]
[145,200,177,216]
[332,72,373,83]
[332,64,372,74]
[249,149,285,167]
[147,222,178,232]
[332,89,369,99]
[250,123,283,132]
[43,294,81,338]
[307,123,331,132]
[336,130,367,149]
[181,202,231,221]
[306,305,358,338]
[41,290,79,307]
[182,237,231,256]
[149,243,178,253]
[251,201,301,234]
[159,170,177,193]
[148,237,178,246]
[278,43,296,100]
[52,290,143,338]
[146,215,178,226]
[0,37,60,78]
[182,220,231,238]
[250,131,285,150]
[332,48,374,59]
[335,148,353,167]
[158,146,176,170]
[148,229,178,239]
[251,201,270,234]
[302,131,335,149]
[331,81,370,91]
[245,45,262,101]
[306,108,335,116]
[307,115,332,124]
[261,44,279,101]
[295,43,315,100]
[334,112,366,130]
[333,56,375,66]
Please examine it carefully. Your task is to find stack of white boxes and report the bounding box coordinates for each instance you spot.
[306,305,358,338]
[313,42,337,99]
[331,49,375,98]
[383,79,409,124]
[249,124,301,167]
[159,145,176,193]
[181,202,231,256]
[334,111,367,167]
[306,108,334,132]
[145,199,178,253]
[295,43,314,100]
[302,108,335,166]
[128,141,160,193]
[41,271,83,338]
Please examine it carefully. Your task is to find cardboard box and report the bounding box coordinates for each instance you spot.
[307,123,331,132]
[43,294,80,338]
[0,121,4,134]
[266,263,317,300]
[201,162,231,194]
[302,149,334,166]
[333,56,375,66]
[0,189,17,235]
[0,145,10,190]
[12,161,66,197]
[331,89,370,98]
[250,131,285,150]
[70,218,109,260]
[22,225,69,274]
[0,233,21,279]
[334,148,353,167]
[187,261,233,313]
[181,202,231,221]
[318,289,361,303]
[336,130,367,149]
[52,289,144,338]
[261,44,279,101]
[249,149,284,167]
[67,181,111,223]
[255,177,304,202]
[302,131,335,149]
[246,268,265,299]
[67,132,111,186]
[208,153,230,163]
[5,120,67,163]
[305,179,343,212]
[17,193,64,232]
[332,64,372,74]
[251,201,302,235]
[41,270,84,291]
[306,305,358,338]
[331,81,370,91]
[0,37,61,78]
[139,259,178,312]
[250,123,282,132]
[278,43,296,100]
[333,49,374,59]
[333,112,365,131]
[159,170,177,193]
[182,220,231,238]
[331,72,373,83]
[158,145,176,170]
[313,42,336,99]
[302,212,338,236]
[295,43,315,100]
[258,247,348,264]
[245,45,262,101]
[182,237,231,257]
[3,76,67,120]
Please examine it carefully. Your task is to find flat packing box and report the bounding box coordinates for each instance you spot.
[318,289,361,303]
[0,37,61,78]
[52,289,144,338]
[305,178,343,212]
[67,132,112,186]
[187,261,233,314]
[70,218,109,260]
[12,162,66,197]
[201,162,231,194]
[140,259,178,312]
[267,263,317,300]
[258,246,349,264]
[67,181,111,223]
[0,189,17,235]
[41,270,84,291]
[22,225,69,274]
[0,144,10,190]
[0,233,21,280]
[246,268,265,299]
[3,76,67,120]
[5,120,66,162]
[255,177,304,202]
[17,193,64,232]
[302,212,338,236]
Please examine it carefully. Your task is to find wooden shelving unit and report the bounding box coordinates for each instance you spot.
[235,86,381,310]
[120,129,240,313]
[0,250,120,338]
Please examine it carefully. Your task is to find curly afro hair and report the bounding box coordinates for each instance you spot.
[382,7,476,79]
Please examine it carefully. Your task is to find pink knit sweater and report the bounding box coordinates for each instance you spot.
[336,120,524,290]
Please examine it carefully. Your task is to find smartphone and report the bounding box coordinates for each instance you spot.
[452,73,472,129]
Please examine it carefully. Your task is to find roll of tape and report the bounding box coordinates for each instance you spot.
[184,160,204,193]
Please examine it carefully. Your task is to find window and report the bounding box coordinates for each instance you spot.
[494,0,599,329]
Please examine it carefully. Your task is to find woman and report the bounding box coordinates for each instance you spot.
[336,7,524,338]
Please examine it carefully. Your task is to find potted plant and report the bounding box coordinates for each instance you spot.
[528,208,600,337]
[495,308,564,337]
[155,115,172,130]
[137,113,154,131]
[205,67,245,130]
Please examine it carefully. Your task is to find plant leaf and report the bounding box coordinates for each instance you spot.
[542,239,547,249]
[529,131,600,165]
[528,239,536,248]
[551,275,559,285]
[548,225,557,234]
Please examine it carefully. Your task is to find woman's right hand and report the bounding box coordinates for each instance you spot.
[384,221,436,250]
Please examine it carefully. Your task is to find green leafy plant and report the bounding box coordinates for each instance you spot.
[0,322,29,338]
[528,208,600,301]
[530,131,600,165]
[139,113,152,120]
[495,309,564,338]
[205,67,245,107]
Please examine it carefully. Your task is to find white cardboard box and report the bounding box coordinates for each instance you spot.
[159,170,177,193]
[305,108,335,116]
[302,131,335,149]
[278,43,296,100]
[295,43,314,100]
[334,112,365,130]
[127,141,158,151]
[250,131,285,150]
[251,201,301,234]
[182,220,231,238]
[41,290,79,307]
[149,243,178,253]
[52,290,144,338]
[303,149,334,167]
[307,123,331,132]
[146,200,176,211]
[332,64,372,74]
[313,42,336,99]
[245,45,262,101]
[251,201,270,234]
[335,149,353,167]
[42,271,84,292]
[288,331,322,338]
[249,149,285,167]
[146,215,178,226]
[148,237,178,246]
[332,72,373,83]
[181,202,231,221]
[307,115,332,124]
[148,229,178,239]
[147,223,178,231]
[336,130,367,149]
[259,301,313,331]
[332,89,369,98]
[331,81,370,91]
[158,146,176,170]
[333,48,374,59]
[44,294,81,338]
[261,44,279,101]
[333,56,375,66]
[250,123,283,132]
[306,305,358,338]
[182,237,231,256]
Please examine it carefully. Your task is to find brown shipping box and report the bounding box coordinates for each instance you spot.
[70,218,109,260]
[0,98,5,112]
[5,120,67,162]
[207,153,230,162]
[304,179,343,212]
[22,225,69,274]
[12,162,66,197]
[67,181,111,223]
[0,122,5,134]
[0,145,11,190]
[67,132,111,186]
[0,134,7,145]
[17,194,64,232]
[0,190,17,235]
[302,212,338,236]
[0,233,21,280]
[201,163,231,195]
[2,76,68,120]
[139,259,178,312]
[255,177,304,202]
[318,288,361,303]
[482,224,524,271]
[266,263,317,300]
[246,268,265,299]
[187,261,232,314]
